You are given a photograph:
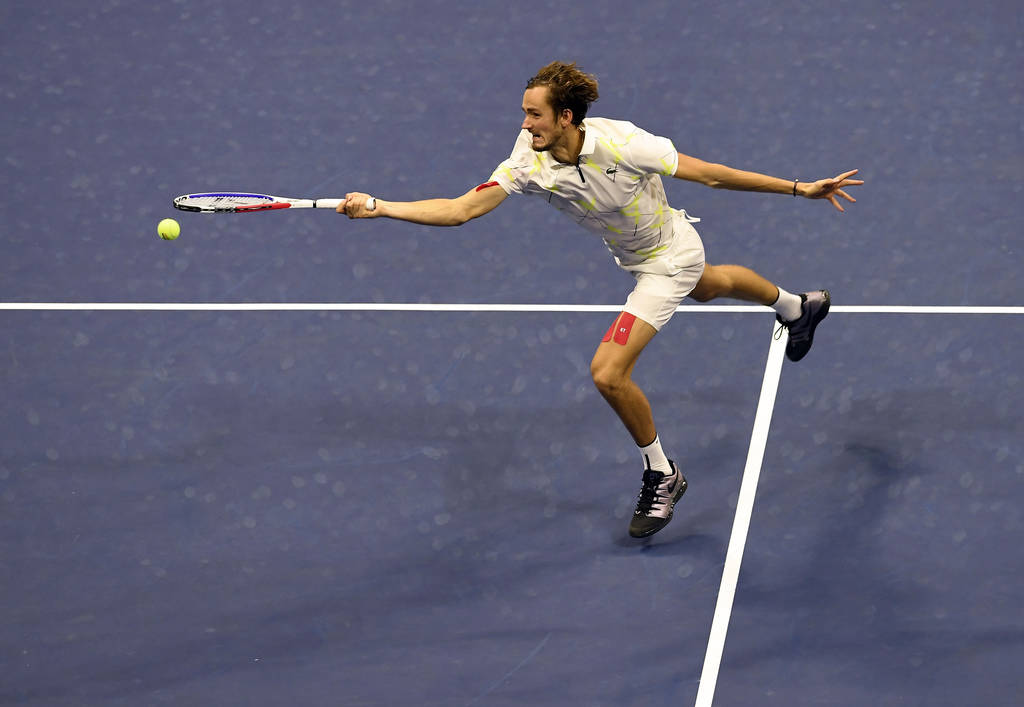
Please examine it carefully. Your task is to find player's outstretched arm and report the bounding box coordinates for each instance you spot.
[673,152,863,212]
[337,183,508,226]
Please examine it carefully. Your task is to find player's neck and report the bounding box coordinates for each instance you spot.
[551,124,585,165]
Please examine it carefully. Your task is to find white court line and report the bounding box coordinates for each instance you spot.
[0,303,1021,313]
[0,303,751,312]
[831,305,1024,314]
[694,323,789,707]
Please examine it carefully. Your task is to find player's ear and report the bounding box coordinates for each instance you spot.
[560,107,574,127]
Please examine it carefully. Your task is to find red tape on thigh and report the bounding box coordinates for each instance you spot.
[602,312,637,345]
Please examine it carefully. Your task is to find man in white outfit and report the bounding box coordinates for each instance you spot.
[339,61,862,538]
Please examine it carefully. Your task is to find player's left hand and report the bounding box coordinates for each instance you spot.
[800,169,863,212]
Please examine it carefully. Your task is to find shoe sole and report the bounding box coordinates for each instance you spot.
[787,290,830,362]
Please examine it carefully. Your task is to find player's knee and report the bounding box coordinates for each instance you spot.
[690,286,716,302]
[590,359,626,398]
[691,265,726,302]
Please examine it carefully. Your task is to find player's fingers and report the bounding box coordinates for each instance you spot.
[336,199,347,214]
[836,169,859,181]
[349,193,368,217]
[837,189,856,202]
[828,195,845,212]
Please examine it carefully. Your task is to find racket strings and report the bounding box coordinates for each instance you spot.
[179,193,273,209]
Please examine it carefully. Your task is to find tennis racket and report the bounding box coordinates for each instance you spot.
[173,192,375,214]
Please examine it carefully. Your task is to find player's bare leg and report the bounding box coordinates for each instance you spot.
[690,263,831,362]
[589,313,659,446]
[590,312,688,538]
[689,263,779,304]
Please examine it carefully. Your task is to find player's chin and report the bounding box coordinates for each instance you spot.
[530,136,551,151]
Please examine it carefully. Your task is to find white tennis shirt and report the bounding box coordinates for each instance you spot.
[490,117,702,275]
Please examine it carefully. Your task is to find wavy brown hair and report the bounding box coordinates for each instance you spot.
[526,61,599,126]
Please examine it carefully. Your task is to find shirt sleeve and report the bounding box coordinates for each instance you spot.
[621,123,679,177]
[489,131,534,195]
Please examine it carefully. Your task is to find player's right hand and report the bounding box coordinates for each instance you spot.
[338,193,378,218]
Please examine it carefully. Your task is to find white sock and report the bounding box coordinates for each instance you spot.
[771,286,804,322]
[639,435,672,474]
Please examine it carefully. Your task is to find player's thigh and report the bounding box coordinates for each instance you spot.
[591,312,658,379]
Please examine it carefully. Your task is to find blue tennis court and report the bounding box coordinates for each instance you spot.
[2,1,1021,705]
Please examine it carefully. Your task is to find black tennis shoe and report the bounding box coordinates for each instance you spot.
[628,461,688,538]
[776,290,831,362]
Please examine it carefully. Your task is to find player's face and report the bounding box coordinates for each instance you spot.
[521,86,567,152]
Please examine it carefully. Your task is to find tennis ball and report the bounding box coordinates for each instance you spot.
[158,218,180,241]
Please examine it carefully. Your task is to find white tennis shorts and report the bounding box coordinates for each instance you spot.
[622,220,706,331]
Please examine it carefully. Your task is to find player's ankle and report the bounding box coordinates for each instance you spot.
[639,435,672,473]
[771,286,803,322]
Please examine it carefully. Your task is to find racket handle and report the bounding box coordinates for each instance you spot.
[314,199,344,209]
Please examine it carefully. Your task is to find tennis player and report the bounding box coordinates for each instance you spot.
[338,61,862,538]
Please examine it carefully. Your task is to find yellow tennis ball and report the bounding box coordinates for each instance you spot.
[158,218,180,241]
